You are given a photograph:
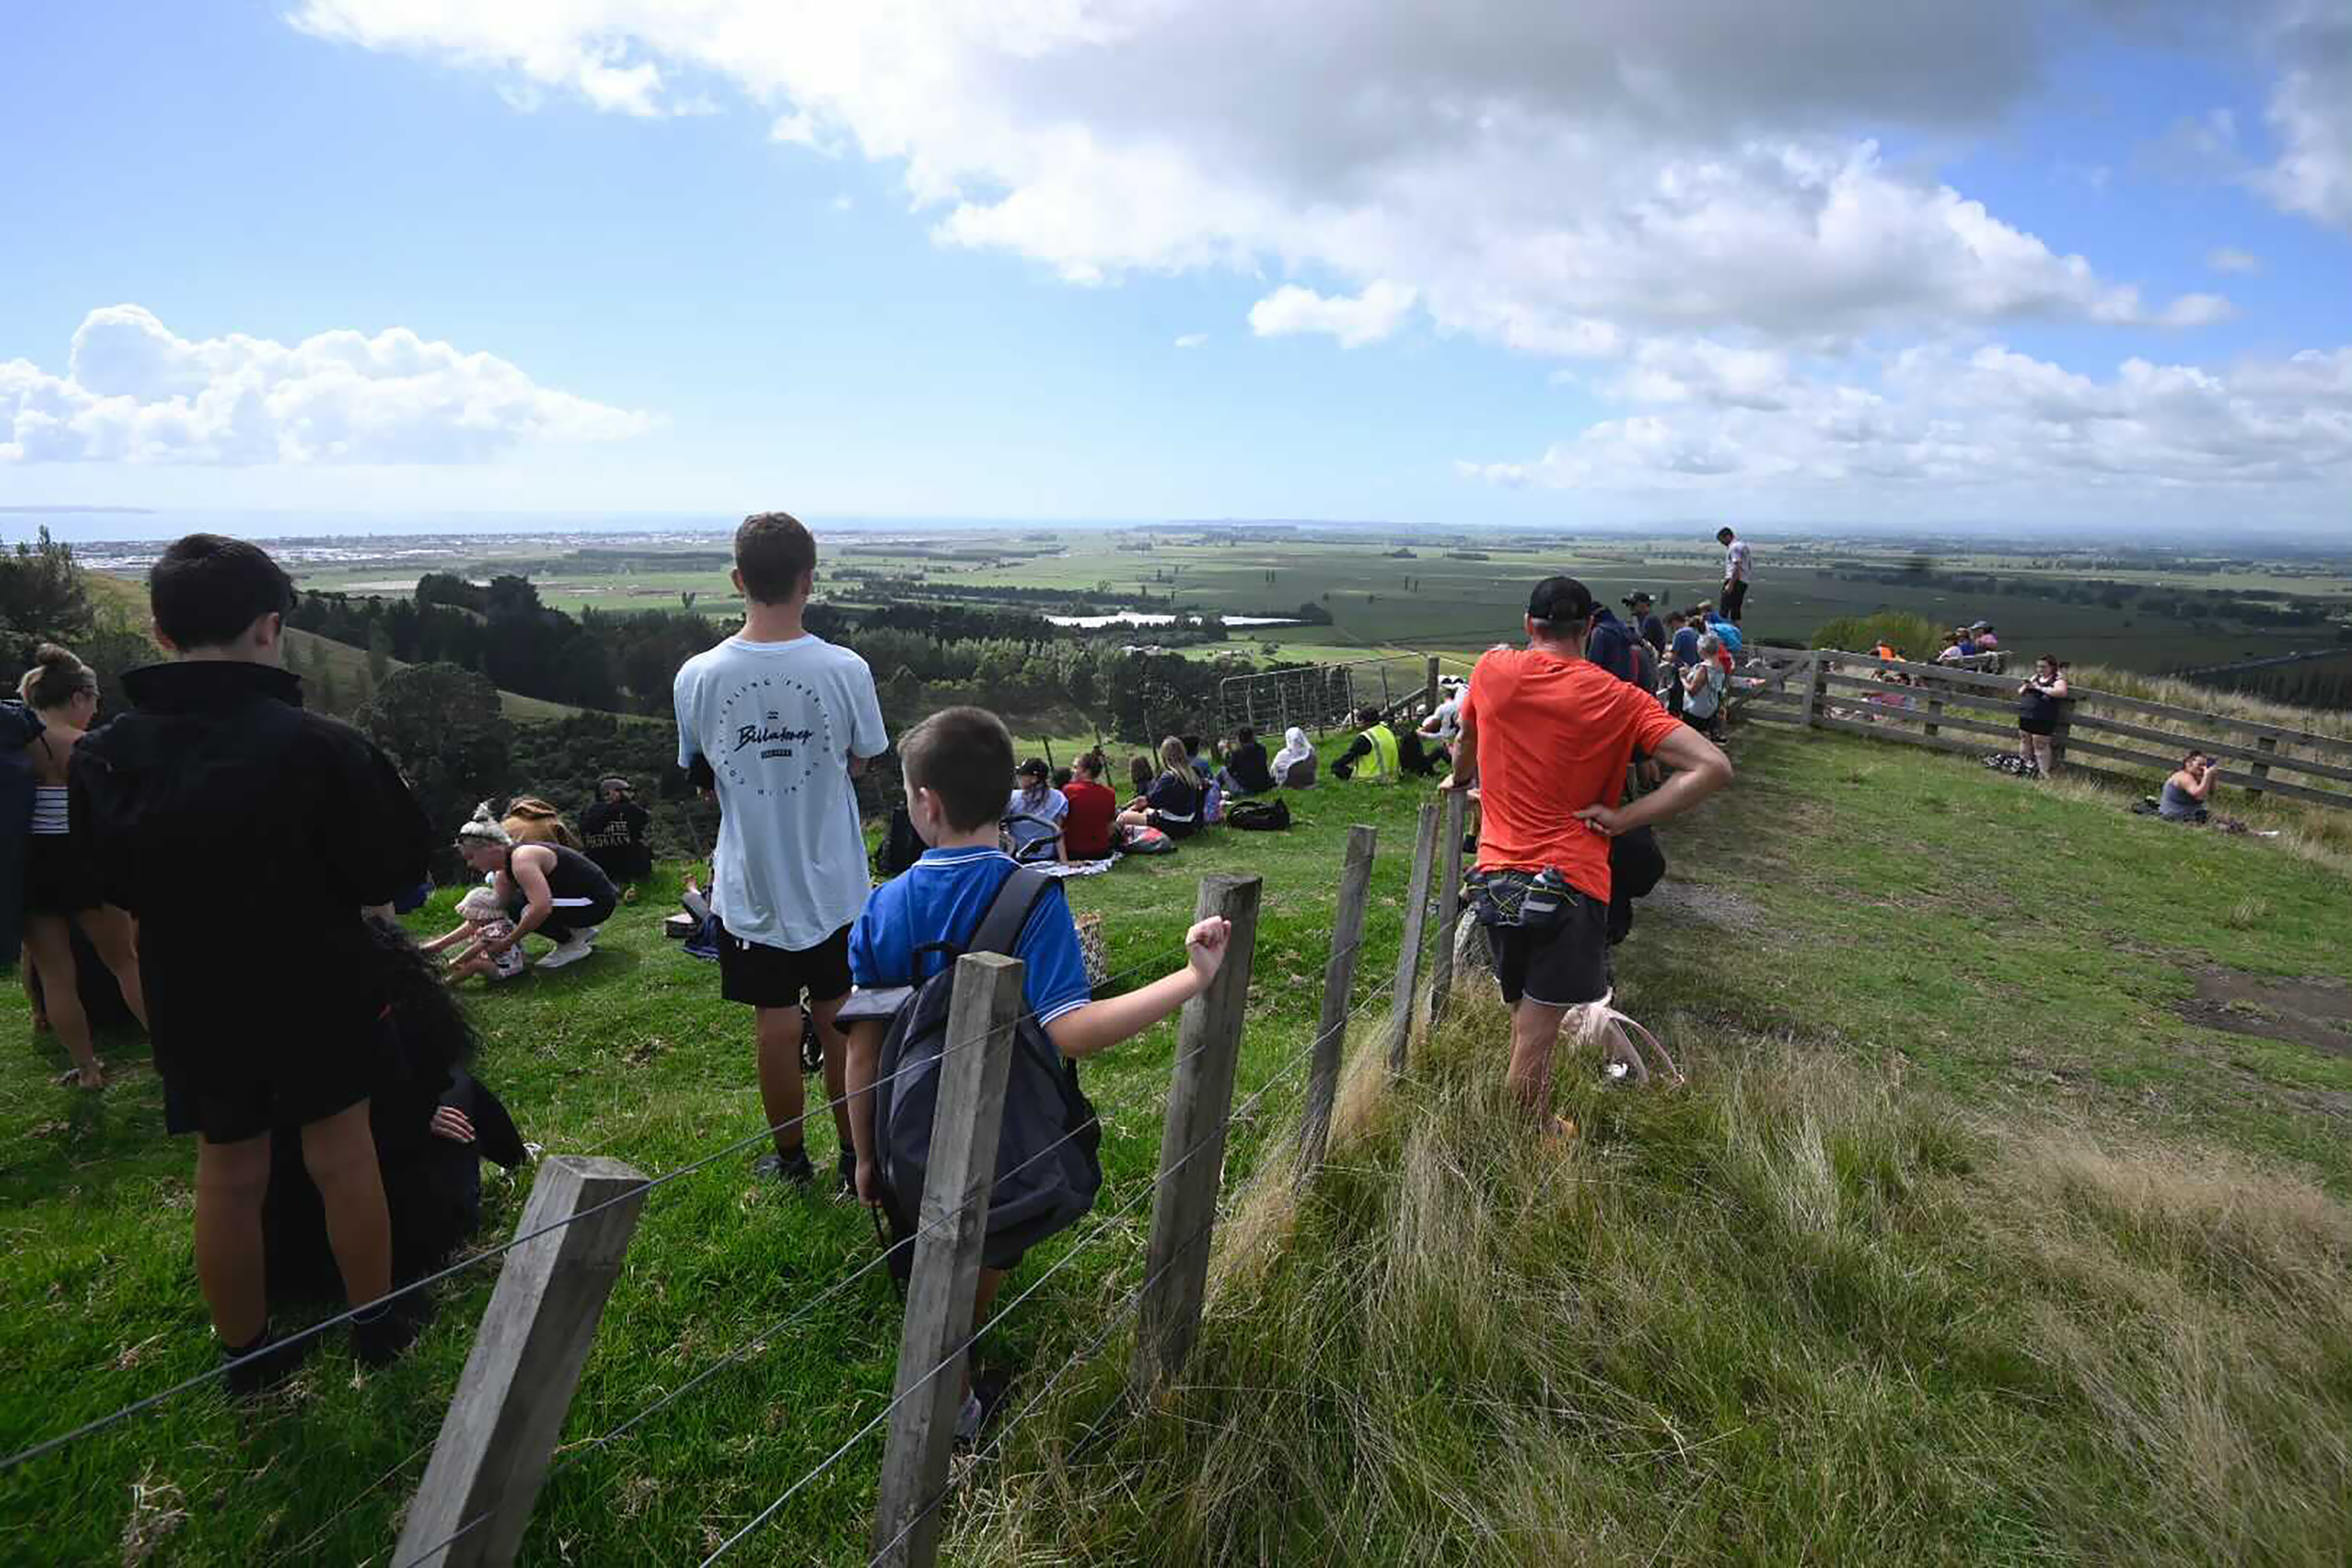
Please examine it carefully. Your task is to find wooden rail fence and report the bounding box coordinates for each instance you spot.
[1735,646,2352,812]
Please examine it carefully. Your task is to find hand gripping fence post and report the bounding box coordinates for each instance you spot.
[393,1156,649,1568]
[1426,787,1469,1032]
[1129,874,1263,1399]
[1298,826,1376,1182]
[1387,802,1439,1077]
[871,952,1024,1568]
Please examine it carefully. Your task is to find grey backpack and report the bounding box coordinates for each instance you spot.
[869,867,1103,1281]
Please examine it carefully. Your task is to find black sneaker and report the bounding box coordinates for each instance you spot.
[223,1325,310,1399]
[754,1148,817,1188]
[836,1149,857,1199]
[954,1372,1010,1452]
[353,1295,433,1369]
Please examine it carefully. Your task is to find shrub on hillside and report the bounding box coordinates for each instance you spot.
[358,662,514,857]
[1810,611,1943,661]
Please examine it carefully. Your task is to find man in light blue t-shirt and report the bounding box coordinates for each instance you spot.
[676,511,888,1192]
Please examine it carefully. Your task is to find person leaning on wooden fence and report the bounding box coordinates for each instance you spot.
[840,705,1232,1446]
[2015,655,2070,779]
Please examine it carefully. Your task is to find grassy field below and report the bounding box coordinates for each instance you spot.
[6,717,2352,1563]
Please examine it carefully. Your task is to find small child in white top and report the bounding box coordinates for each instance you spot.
[426,886,529,983]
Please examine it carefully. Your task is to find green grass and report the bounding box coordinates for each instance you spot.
[0,748,1438,1566]
[8,720,2352,1563]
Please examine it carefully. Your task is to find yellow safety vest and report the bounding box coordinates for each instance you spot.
[1360,724,1399,781]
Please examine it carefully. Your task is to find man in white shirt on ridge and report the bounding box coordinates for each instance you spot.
[676,511,888,1192]
[1716,526,1755,626]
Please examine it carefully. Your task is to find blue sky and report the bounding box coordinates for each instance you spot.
[2,0,2347,533]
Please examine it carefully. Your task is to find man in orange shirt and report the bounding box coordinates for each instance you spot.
[1447,577,1733,1118]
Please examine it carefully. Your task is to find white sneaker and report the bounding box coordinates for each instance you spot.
[538,935,595,971]
[578,925,601,943]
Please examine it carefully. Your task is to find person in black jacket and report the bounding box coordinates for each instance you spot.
[72,535,436,1391]
[579,774,653,882]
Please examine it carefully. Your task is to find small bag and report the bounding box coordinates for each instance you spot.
[1120,823,1177,855]
[1463,866,1577,932]
[1226,799,1292,832]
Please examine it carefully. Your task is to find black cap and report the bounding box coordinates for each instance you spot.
[1528,575,1595,625]
[1622,590,1653,608]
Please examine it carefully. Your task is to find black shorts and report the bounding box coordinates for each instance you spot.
[2018,717,2057,737]
[718,922,854,1010]
[166,1013,391,1145]
[23,833,100,917]
[1488,890,1611,1008]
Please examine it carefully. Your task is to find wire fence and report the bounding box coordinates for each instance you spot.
[0,941,1196,1477]
[14,836,1450,1568]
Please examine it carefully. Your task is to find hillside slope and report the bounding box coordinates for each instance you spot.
[87,571,592,724]
[5,723,2350,1563]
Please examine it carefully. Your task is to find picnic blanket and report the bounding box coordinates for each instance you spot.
[1032,856,1119,879]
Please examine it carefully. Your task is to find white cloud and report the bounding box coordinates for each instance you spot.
[283,0,2237,353]
[2257,0,2352,230]
[2207,246,2264,273]
[2156,292,2235,327]
[1173,333,1208,350]
[1248,282,1417,348]
[0,305,652,465]
[1463,341,2352,499]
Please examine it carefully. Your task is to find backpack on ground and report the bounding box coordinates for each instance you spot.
[869,867,1103,1282]
[1120,822,1177,854]
[1201,778,1225,826]
[1226,799,1292,832]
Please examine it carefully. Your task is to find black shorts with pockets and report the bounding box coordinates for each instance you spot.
[717,921,855,1009]
[1488,889,1611,1009]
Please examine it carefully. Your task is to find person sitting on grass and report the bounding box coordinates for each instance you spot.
[453,804,619,971]
[1271,726,1318,788]
[1004,757,1068,862]
[1330,706,1399,782]
[1218,725,1275,797]
[2015,654,2069,778]
[422,885,531,983]
[843,705,1232,1446]
[1117,737,1205,839]
[2161,751,2222,823]
[1128,754,1155,799]
[1060,750,1119,860]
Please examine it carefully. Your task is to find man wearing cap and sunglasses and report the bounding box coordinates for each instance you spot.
[1445,577,1732,1121]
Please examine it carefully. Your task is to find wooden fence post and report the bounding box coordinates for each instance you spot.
[1924,690,1944,738]
[1299,826,1376,1181]
[1130,875,1263,1397]
[395,1156,649,1568]
[1387,803,1439,1077]
[1797,650,1825,729]
[2050,701,2073,771]
[1424,656,1441,717]
[2251,734,2277,797]
[872,953,1024,1568]
[1426,788,1469,1031]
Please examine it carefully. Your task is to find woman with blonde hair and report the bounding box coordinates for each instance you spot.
[500,796,581,849]
[1116,736,1204,839]
[18,644,148,1087]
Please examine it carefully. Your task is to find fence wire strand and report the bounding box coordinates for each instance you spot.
[1,940,1191,1475]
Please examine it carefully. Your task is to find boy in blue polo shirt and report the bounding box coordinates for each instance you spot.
[844,705,1230,1441]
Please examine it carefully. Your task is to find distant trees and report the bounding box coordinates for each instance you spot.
[358,663,513,842]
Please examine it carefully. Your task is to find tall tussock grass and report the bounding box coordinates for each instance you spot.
[949,999,2352,1566]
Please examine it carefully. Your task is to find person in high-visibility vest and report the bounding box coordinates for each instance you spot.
[1332,706,1399,781]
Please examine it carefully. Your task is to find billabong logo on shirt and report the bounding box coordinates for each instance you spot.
[712,676,837,797]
